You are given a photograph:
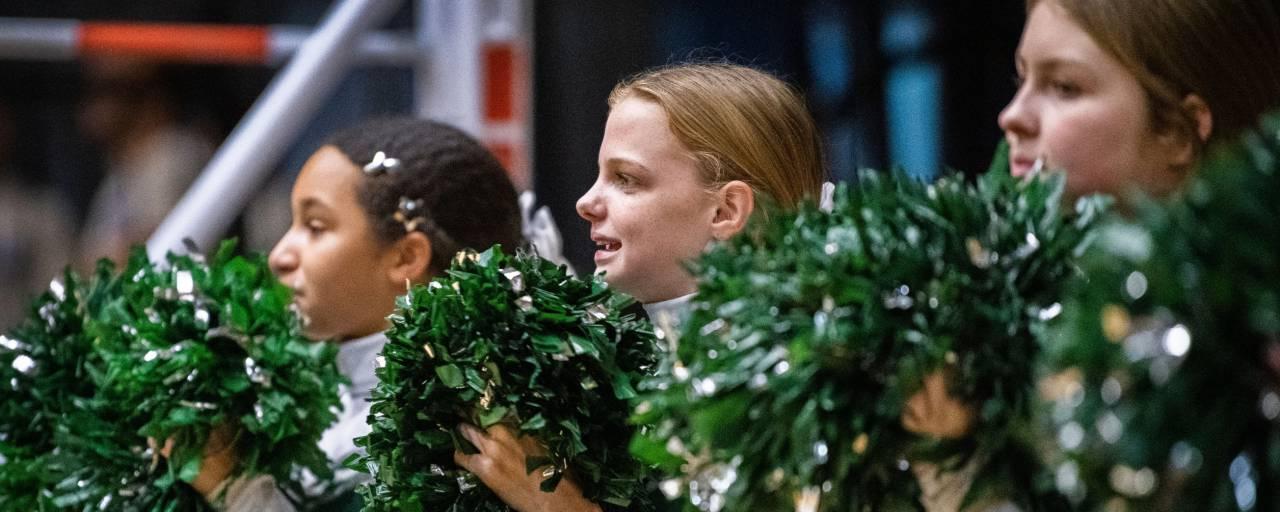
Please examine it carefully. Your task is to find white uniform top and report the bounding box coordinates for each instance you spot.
[302,331,387,502]
[641,294,694,341]
[216,474,296,512]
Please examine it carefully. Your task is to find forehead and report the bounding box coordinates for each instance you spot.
[1018,2,1108,64]
[293,145,364,210]
[599,97,697,169]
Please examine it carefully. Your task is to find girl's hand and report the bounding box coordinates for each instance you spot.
[901,371,977,439]
[453,423,602,512]
[150,423,239,501]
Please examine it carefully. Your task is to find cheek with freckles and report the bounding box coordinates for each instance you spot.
[602,188,715,301]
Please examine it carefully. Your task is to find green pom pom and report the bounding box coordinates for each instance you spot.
[1044,113,1280,509]
[2,240,344,510]
[0,266,110,510]
[351,245,661,511]
[636,167,1103,510]
[93,240,343,505]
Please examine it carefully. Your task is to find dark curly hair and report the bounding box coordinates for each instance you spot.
[325,117,523,276]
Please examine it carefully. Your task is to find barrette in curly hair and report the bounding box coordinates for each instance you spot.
[393,195,463,257]
[362,151,401,175]
[394,196,427,232]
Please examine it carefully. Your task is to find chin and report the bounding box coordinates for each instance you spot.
[298,318,336,341]
[300,328,329,342]
[603,271,644,297]
[600,270,629,290]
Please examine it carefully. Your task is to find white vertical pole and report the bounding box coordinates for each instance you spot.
[414,0,483,136]
[517,0,534,183]
[413,0,432,119]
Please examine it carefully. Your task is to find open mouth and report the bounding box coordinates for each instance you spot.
[592,235,622,264]
[1011,155,1046,178]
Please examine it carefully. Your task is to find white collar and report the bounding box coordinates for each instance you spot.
[642,293,694,320]
[336,331,387,394]
[642,293,695,336]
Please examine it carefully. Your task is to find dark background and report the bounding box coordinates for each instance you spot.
[0,0,1025,295]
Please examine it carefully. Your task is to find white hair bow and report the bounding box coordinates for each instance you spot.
[819,181,836,213]
[520,191,575,276]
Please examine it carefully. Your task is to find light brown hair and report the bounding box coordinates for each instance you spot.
[608,63,826,209]
[1029,0,1280,157]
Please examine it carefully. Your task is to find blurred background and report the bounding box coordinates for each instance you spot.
[0,0,1024,328]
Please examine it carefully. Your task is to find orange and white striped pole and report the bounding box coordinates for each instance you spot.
[479,3,532,191]
[0,17,420,66]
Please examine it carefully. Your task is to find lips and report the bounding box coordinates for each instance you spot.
[284,293,312,329]
[1010,157,1035,177]
[1009,153,1042,178]
[591,232,621,263]
[286,278,305,299]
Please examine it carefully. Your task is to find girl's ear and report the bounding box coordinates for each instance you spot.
[709,180,755,241]
[1184,94,1213,143]
[386,231,433,287]
[1167,94,1214,169]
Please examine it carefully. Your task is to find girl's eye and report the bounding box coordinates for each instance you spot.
[305,220,326,235]
[612,172,635,188]
[1048,79,1081,98]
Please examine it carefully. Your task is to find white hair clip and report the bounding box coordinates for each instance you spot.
[363,151,401,175]
[394,196,426,233]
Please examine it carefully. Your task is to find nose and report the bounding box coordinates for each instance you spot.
[998,86,1037,141]
[268,230,298,277]
[575,178,605,223]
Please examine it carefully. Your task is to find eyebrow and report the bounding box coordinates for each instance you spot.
[1018,53,1090,73]
[298,197,331,214]
[605,157,651,174]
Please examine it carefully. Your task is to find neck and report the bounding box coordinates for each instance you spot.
[335,313,394,344]
[642,278,697,305]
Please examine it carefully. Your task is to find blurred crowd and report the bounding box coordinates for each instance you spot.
[0,57,218,327]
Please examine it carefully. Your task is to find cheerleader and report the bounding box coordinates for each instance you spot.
[902,1,1280,509]
[999,0,1280,202]
[188,117,524,511]
[453,62,828,512]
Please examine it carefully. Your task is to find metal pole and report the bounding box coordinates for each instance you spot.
[267,25,421,66]
[414,0,483,135]
[413,0,432,117]
[0,18,420,67]
[146,0,404,259]
[0,18,78,60]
